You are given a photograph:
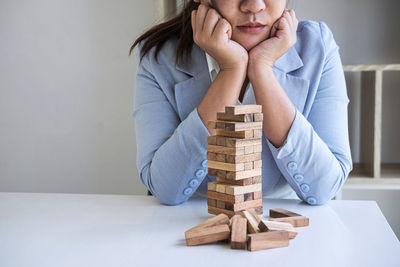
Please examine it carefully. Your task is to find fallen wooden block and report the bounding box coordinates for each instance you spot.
[258,220,298,239]
[185,224,230,246]
[230,215,247,249]
[240,209,261,234]
[185,213,230,234]
[269,208,301,218]
[247,231,289,251]
[225,105,262,115]
[269,216,309,227]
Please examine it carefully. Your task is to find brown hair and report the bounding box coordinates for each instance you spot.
[128,1,199,65]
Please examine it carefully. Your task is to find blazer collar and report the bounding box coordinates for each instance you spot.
[175,43,303,76]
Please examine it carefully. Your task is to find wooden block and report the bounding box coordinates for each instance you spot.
[253,144,262,153]
[207,198,217,207]
[240,209,260,234]
[224,183,262,196]
[231,215,248,249]
[216,169,227,177]
[247,209,262,224]
[207,152,217,161]
[207,121,217,129]
[269,216,309,227]
[253,176,262,183]
[253,160,262,168]
[224,121,263,131]
[216,200,225,209]
[226,153,261,164]
[185,213,230,234]
[208,206,236,217]
[185,224,230,246]
[225,137,262,148]
[216,129,254,138]
[208,182,217,191]
[215,183,227,193]
[269,208,301,218]
[207,160,244,172]
[258,220,298,239]
[208,190,244,203]
[226,168,262,180]
[215,153,226,162]
[217,112,253,122]
[225,105,262,115]
[253,113,263,122]
[208,168,217,176]
[216,136,226,146]
[207,145,245,156]
[244,161,253,170]
[244,145,254,154]
[253,191,262,200]
[233,199,262,212]
[247,231,289,251]
[216,177,254,186]
[207,136,217,145]
[253,129,263,138]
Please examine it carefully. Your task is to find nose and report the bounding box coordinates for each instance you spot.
[240,0,266,14]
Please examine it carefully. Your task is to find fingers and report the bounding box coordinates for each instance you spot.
[196,4,209,31]
[213,18,232,41]
[203,9,221,36]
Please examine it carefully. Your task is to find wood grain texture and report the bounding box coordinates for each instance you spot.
[258,220,298,239]
[269,208,301,218]
[240,209,260,234]
[230,215,247,249]
[185,214,229,234]
[225,153,261,163]
[217,112,254,122]
[208,206,236,217]
[216,176,261,186]
[185,224,230,246]
[214,183,262,196]
[269,216,309,227]
[208,191,244,203]
[225,168,262,180]
[207,145,245,156]
[207,160,244,172]
[225,105,262,115]
[216,129,254,139]
[247,231,289,251]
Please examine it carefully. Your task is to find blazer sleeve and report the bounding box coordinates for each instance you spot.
[265,22,353,205]
[132,45,210,205]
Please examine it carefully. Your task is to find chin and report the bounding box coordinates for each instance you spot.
[233,32,270,51]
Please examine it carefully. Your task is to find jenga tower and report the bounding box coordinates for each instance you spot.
[207,104,263,218]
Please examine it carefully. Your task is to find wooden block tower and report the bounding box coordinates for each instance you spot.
[206,105,263,218]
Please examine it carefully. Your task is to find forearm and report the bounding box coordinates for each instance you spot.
[249,65,296,148]
[198,66,247,134]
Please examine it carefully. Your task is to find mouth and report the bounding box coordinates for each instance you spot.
[237,22,266,34]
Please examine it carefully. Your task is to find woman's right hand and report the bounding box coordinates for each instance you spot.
[191,4,248,71]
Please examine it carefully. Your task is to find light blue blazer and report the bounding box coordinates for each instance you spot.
[133,21,353,206]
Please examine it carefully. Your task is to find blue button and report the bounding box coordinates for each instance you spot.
[294,173,304,182]
[287,161,297,171]
[201,159,208,168]
[183,187,193,196]
[189,179,199,187]
[300,183,310,193]
[307,197,317,205]
[195,169,205,178]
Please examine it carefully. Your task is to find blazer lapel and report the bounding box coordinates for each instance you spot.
[273,46,310,113]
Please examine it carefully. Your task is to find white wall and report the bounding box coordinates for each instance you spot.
[0,0,154,195]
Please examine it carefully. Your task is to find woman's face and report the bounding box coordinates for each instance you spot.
[210,0,287,51]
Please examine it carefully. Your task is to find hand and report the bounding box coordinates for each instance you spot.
[248,9,298,71]
[191,4,248,71]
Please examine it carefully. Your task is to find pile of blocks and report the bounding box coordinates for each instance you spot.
[184,208,309,251]
[206,105,264,217]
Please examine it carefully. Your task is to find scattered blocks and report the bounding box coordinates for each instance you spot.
[269,208,310,227]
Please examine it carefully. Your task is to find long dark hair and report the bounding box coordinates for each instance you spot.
[129,0,199,65]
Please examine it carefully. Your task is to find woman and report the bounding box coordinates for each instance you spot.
[130,0,352,206]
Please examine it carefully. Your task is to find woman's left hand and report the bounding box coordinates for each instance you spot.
[248,9,298,71]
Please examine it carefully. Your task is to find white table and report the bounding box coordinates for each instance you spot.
[0,193,399,267]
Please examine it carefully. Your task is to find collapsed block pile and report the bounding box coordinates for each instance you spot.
[184,208,310,251]
[206,105,264,217]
